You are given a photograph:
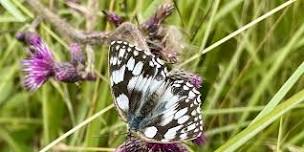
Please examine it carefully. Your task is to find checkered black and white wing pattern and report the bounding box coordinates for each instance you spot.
[109,40,168,121]
[136,74,203,143]
[109,40,203,143]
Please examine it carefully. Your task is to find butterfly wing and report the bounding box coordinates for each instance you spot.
[109,40,203,143]
[109,40,168,121]
[136,73,203,143]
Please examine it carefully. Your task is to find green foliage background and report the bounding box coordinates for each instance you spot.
[0,0,304,151]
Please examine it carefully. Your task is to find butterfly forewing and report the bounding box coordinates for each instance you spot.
[109,40,203,143]
[109,40,167,120]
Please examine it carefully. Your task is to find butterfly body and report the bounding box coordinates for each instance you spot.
[109,40,203,143]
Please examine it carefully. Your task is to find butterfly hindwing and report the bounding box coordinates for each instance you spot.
[137,74,203,142]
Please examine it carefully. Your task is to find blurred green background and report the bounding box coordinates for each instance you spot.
[0,0,304,151]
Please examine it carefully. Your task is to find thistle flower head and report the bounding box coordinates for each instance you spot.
[54,63,81,83]
[115,138,188,152]
[146,142,188,152]
[17,32,55,91]
[192,133,206,145]
[103,10,123,27]
[190,74,203,89]
[141,3,174,34]
[69,43,84,65]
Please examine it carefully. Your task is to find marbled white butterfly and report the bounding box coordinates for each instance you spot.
[109,40,203,143]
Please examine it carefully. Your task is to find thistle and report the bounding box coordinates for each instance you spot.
[17,32,55,91]
[17,32,95,91]
[115,138,188,152]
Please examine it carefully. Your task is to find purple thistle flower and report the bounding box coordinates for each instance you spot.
[192,133,206,145]
[103,10,123,27]
[54,63,81,83]
[17,32,97,91]
[190,75,203,89]
[141,3,174,34]
[115,138,188,152]
[69,43,84,65]
[146,143,188,152]
[18,32,55,91]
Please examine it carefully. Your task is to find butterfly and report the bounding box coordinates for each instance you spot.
[109,40,203,143]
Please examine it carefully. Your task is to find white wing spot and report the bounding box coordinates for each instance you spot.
[112,57,118,65]
[194,128,199,133]
[133,50,139,56]
[117,41,122,44]
[128,76,138,92]
[180,133,188,140]
[186,82,194,87]
[189,91,196,99]
[173,83,181,88]
[160,115,174,126]
[145,51,152,56]
[156,57,164,65]
[191,110,197,116]
[178,115,190,124]
[183,85,189,90]
[118,48,125,58]
[126,57,135,71]
[174,107,188,119]
[110,41,116,45]
[176,80,184,84]
[112,65,125,84]
[144,126,158,138]
[115,45,120,50]
[149,61,154,67]
[116,94,129,111]
[187,123,196,131]
[132,61,143,75]
[199,115,202,120]
[135,46,142,51]
[109,56,113,64]
[164,125,183,140]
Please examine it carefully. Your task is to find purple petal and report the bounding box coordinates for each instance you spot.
[115,138,188,152]
[103,10,123,27]
[21,58,54,91]
[192,133,206,145]
[19,32,55,91]
[146,143,188,152]
[190,75,203,89]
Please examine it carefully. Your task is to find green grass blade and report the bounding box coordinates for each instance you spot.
[238,23,304,128]
[215,89,304,152]
[0,0,26,22]
[251,62,304,124]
